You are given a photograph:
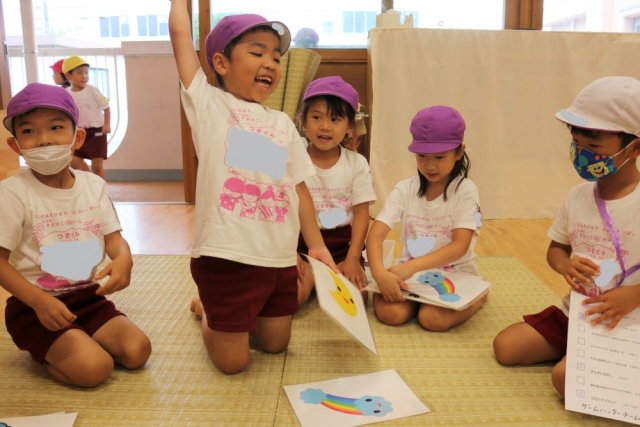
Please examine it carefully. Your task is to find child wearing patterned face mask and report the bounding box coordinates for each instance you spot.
[493,76,640,398]
[0,83,151,388]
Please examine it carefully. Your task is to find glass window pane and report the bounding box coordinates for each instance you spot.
[543,0,640,33]
[209,1,383,48]
[110,16,120,37]
[394,0,504,30]
[149,15,158,37]
[100,16,110,37]
[137,15,148,36]
[1,0,171,45]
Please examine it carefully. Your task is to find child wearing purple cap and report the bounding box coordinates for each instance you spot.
[169,1,336,374]
[493,76,640,397]
[366,105,486,332]
[0,83,151,387]
[295,76,377,306]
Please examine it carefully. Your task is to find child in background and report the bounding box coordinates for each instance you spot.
[49,59,69,88]
[493,76,640,397]
[367,106,486,332]
[0,83,151,387]
[296,76,376,306]
[62,55,110,180]
[169,1,337,374]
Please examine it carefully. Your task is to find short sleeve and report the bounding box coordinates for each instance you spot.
[375,180,408,230]
[350,152,377,206]
[0,184,25,251]
[451,179,480,231]
[288,135,315,185]
[548,196,570,245]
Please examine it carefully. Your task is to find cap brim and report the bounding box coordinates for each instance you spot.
[245,20,291,55]
[555,108,620,132]
[408,141,461,154]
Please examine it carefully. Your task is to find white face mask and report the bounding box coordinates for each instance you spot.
[16,131,77,176]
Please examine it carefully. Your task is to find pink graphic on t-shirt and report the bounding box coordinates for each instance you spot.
[275,191,290,223]
[36,274,71,290]
[259,186,276,222]
[220,177,245,212]
[241,183,261,219]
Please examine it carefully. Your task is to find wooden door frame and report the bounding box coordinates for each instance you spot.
[0,0,12,109]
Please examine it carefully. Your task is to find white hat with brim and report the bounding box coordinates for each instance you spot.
[555,76,640,137]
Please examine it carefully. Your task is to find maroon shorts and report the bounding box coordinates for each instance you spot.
[74,127,107,160]
[190,256,298,333]
[4,284,124,364]
[523,305,568,355]
[297,224,364,266]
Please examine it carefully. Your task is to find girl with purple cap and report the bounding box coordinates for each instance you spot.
[366,105,486,332]
[295,76,376,306]
[169,1,337,374]
[0,83,151,387]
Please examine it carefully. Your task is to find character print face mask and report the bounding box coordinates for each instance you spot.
[569,141,633,182]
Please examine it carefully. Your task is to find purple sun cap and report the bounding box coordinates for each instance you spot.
[408,106,466,154]
[205,14,291,72]
[3,83,79,134]
[303,76,359,114]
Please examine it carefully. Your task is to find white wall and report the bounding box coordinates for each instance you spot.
[105,41,182,174]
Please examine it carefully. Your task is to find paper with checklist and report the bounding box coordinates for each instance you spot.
[565,291,640,424]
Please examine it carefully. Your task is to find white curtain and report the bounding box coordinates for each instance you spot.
[368,28,640,219]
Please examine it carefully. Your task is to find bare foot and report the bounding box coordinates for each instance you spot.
[190,297,204,319]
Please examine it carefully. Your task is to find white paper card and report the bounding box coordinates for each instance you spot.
[305,256,377,354]
[365,269,491,311]
[566,291,640,424]
[0,412,78,427]
[284,369,429,427]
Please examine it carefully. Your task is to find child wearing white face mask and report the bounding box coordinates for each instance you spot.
[0,83,151,388]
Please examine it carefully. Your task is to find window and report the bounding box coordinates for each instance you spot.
[203,0,383,48]
[394,0,504,29]
[137,15,169,37]
[343,11,377,34]
[100,16,130,38]
[543,0,640,33]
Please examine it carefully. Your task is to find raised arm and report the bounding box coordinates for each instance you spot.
[168,0,201,89]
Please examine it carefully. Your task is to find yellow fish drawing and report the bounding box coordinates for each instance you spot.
[328,269,357,317]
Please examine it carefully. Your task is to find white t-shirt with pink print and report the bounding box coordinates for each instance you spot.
[181,69,315,268]
[375,175,481,275]
[66,84,109,128]
[548,181,640,315]
[305,145,377,230]
[0,169,121,295]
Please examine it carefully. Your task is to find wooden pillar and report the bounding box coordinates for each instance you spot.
[504,0,543,30]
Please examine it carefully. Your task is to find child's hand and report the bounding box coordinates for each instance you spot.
[559,257,600,292]
[32,293,77,331]
[373,270,408,303]
[388,262,417,281]
[341,258,368,290]
[583,285,640,330]
[308,246,339,273]
[102,124,111,134]
[94,255,133,295]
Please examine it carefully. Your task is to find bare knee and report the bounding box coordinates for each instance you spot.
[118,336,152,369]
[260,339,289,354]
[65,354,114,388]
[213,353,249,375]
[374,306,409,326]
[492,331,518,365]
[418,310,452,332]
[551,360,566,397]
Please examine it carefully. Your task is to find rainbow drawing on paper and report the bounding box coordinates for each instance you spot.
[300,388,393,417]
[417,271,461,302]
